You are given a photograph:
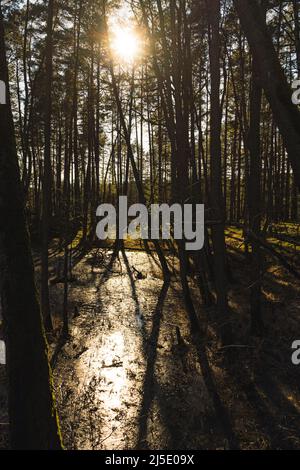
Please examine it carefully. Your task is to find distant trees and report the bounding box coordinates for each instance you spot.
[5,0,298,229]
[1,0,299,355]
[233,0,300,189]
[0,4,62,449]
[1,0,300,447]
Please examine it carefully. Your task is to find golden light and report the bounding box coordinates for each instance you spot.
[110,26,142,64]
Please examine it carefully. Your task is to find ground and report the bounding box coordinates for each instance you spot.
[0,227,300,449]
[51,249,224,450]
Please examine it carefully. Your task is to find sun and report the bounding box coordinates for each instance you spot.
[110,27,142,64]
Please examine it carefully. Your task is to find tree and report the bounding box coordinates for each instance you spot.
[248,11,264,334]
[41,0,55,331]
[0,4,62,450]
[208,0,231,344]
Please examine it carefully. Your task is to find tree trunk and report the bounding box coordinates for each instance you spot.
[0,5,62,450]
[208,0,231,345]
[248,17,264,334]
[41,0,55,331]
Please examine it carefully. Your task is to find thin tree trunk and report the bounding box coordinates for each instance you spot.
[208,0,231,345]
[248,12,264,333]
[41,0,55,331]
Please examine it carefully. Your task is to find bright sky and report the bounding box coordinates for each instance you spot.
[108,3,144,65]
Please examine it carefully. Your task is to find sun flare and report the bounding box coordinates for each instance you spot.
[110,27,142,64]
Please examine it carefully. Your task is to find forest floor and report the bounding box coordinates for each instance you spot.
[50,249,221,450]
[1,226,300,450]
[48,226,300,450]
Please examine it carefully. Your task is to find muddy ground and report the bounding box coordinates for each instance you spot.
[50,237,300,450]
[51,249,224,450]
[1,230,300,450]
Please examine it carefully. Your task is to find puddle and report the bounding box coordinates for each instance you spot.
[53,249,220,450]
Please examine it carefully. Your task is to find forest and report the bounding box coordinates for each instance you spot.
[0,0,300,451]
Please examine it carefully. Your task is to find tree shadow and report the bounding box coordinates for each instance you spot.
[93,248,121,290]
[136,280,170,449]
[115,248,179,448]
[107,247,239,449]
[191,338,240,449]
[121,249,146,330]
[122,247,239,449]
[131,262,183,447]
[224,357,300,449]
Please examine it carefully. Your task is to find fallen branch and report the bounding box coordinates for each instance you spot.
[218,345,255,351]
[101,361,123,368]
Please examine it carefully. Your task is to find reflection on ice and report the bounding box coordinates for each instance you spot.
[100,332,126,409]
[75,330,127,412]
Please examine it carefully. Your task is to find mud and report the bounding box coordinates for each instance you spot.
[52,249,225,450]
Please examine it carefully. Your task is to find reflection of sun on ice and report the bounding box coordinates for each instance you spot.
[101,332,126,409]
[110,27,142,64]
[75,331,127,411]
